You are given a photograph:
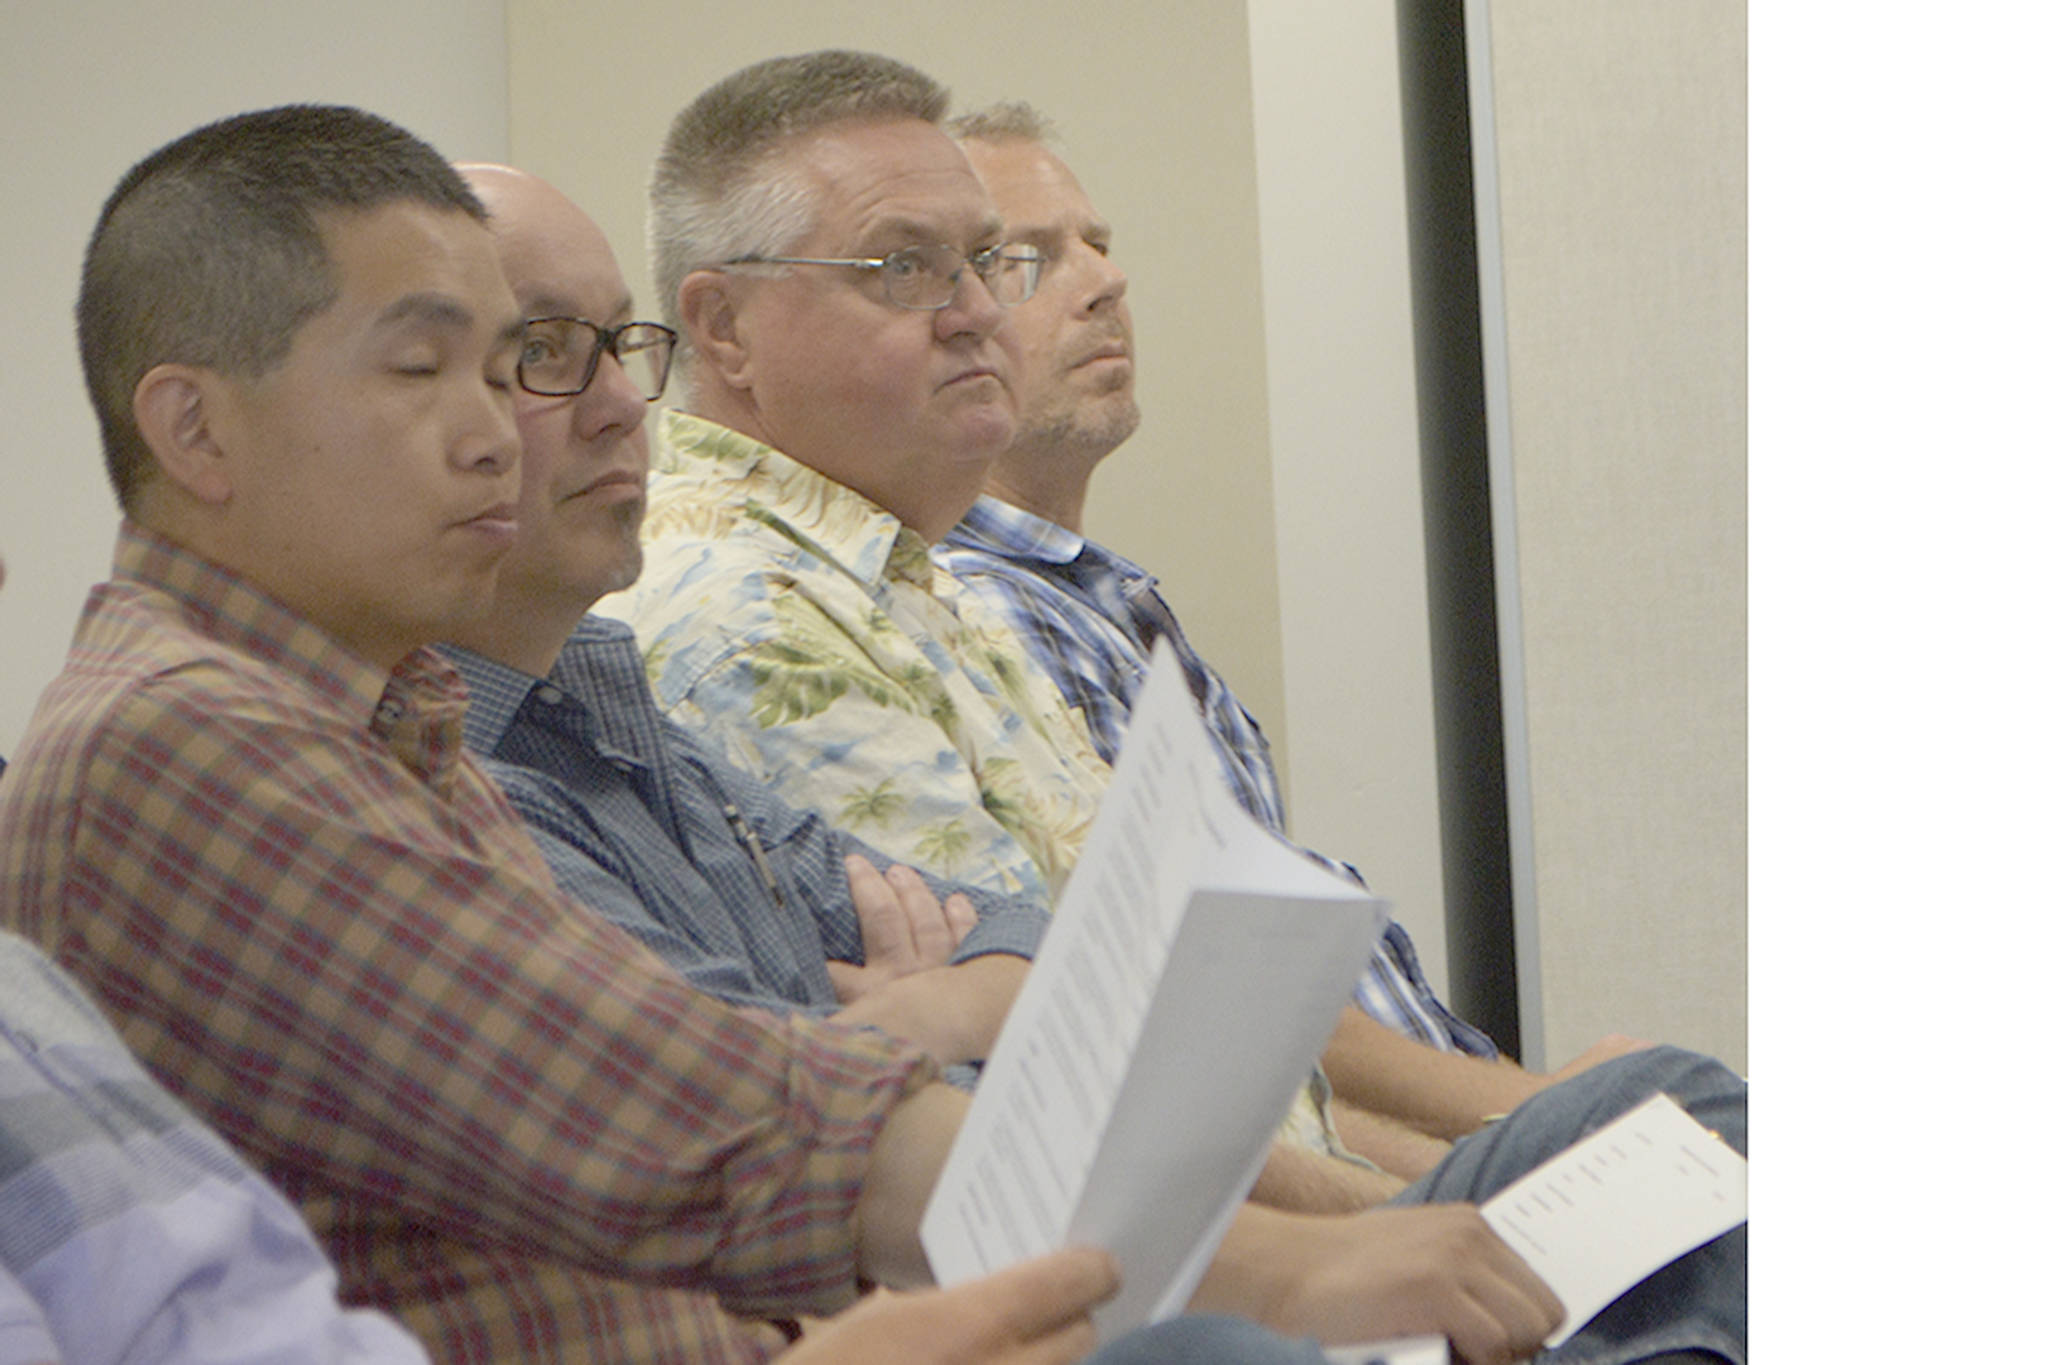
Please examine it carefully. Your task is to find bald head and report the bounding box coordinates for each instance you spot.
[461,164,631,325]
[447,164,658,673]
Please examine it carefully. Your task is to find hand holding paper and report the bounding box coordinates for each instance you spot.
[919,641,1387,1340]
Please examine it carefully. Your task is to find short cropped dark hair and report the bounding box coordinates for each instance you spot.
[648,51,949,390]
[76,103,485,510]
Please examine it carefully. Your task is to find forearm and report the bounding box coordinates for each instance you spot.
[1321,1007,1544,1141]
[833,953,1029,1066]
[853,1082,973,1288]
[1328,1100,1454,1183]
[1244,1140,1407,1214]
[1186,1203,1325,1328]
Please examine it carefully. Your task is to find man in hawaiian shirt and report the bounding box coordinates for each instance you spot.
[605,55,1648,1188]
[601,50,1111,911]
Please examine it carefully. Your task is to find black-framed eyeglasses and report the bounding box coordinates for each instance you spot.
[517,318,677,401]
[721,242,1045,310]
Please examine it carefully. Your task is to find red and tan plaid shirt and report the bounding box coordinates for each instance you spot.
[0,523,934,1363]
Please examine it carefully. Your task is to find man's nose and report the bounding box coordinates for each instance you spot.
[935,263,1006,336]
[577,348,652,438]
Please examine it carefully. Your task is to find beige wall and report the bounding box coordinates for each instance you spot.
[1473,0,1747,1071]
[1246,1,1455,999]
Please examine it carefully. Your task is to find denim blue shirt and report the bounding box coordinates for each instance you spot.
[446,616,1048,1019]
[940,496,1497,1059]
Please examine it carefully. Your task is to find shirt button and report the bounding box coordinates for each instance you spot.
[535,685,564,706]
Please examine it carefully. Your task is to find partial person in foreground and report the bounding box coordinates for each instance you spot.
[935,100,1656,1171]
[0,926,433,1365]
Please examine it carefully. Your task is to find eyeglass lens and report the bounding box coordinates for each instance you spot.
[520,319,674,400]
[880,245,1041,309]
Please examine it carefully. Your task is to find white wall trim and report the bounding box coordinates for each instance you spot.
[1461,0,1545,1068]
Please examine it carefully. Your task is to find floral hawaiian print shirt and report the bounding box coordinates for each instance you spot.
[599,413,1112,905]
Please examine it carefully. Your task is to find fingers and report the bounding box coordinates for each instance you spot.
[941,891,979,944]
[845,854,916,968]
[1259,1204,1563,1362]
[965,1245,1122,1339]
[1429,1216,1562,1365]
[1004,1316,1101,1365]
[786,1250,1117,1365]
[842,857,975,999]
[1439,1247,1562,1365]
[882,861,958,968]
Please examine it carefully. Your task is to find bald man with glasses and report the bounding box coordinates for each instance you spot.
[440,162,1050,1076]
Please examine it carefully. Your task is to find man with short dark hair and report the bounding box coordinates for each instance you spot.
[0,102,967,1363]
[442,161,1045,1070]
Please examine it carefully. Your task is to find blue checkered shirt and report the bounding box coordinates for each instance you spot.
[940,496,1496,1057]
[446,616,1047,1017]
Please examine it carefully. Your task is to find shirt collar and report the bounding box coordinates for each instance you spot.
[656,411,927,590]
[947,494,1158,600]
[442,616,657,763]
[948,494,1089,567]
[114,521,472,786]
[437,641,541,757]
[115,521,443,726]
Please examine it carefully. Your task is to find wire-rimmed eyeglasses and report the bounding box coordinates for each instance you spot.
[720,242,1045,310]
[517,318,677,401]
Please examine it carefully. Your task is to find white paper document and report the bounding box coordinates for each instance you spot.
[1480,1091,1747,1345]
[1322,1092,1745,1361]
[919,641,1389,1340]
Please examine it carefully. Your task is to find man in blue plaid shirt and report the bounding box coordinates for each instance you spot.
[936,106,1652,1172]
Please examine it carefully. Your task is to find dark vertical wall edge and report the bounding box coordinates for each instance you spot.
[1393,0,1521,1057]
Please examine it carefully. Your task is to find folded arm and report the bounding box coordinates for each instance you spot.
[1321,1006,1650,1142]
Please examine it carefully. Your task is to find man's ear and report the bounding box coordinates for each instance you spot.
[131,363,235,505]
[679,270,752,393]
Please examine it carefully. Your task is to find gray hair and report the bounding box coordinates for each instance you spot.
[947,100,1059,147]
[647,50,950,394]
[76,104,484,511]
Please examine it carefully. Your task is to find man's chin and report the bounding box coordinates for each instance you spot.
[947,408,1019,459]
[1018,400,1139,456]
